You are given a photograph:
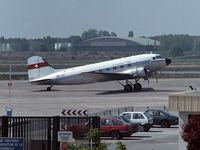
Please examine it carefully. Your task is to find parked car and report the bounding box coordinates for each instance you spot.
[100,117,134,139]
[144,109,178,128]
[112,115,139,133]
[120,112,153,132]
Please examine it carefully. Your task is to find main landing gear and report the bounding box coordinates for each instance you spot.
[119,80,142,92]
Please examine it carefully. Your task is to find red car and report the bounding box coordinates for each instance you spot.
[100,117,134,139]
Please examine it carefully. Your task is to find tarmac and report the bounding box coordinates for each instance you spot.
[0,78,199,116]
[1,78,197,150]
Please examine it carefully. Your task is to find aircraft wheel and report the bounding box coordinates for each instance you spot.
[134,83,142,91]
[124,84,133,92]
[47,87,51,91]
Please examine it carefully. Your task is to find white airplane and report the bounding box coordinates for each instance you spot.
[27,53,171,92]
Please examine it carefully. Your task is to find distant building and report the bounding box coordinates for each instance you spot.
[54,43,72,51]
[0,43,11,51]
[74,36,160,52]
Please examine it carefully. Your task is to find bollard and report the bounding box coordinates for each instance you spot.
[6,107,13,117]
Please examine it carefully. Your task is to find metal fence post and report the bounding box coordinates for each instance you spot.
[47,118,52,150]
[2,116,8,137]
[52,116,60,150]
[132,106,134,112]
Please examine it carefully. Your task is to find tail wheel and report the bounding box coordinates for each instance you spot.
[160,120,170,128]
[47,87,51,91]
[110,131,120,140]
[47,85,53,91]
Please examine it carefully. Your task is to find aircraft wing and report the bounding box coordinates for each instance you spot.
[80,72,133,82]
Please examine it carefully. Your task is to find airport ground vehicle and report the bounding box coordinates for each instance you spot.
[112,115,139,133]
[100,117,134,139]
[120,112,153,132]
[144,109,178,128]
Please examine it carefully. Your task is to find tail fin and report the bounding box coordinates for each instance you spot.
[27,56,55,81]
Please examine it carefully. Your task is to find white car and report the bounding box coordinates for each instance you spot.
[120,112,153,132]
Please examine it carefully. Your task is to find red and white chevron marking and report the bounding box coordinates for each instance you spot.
[61,109,88,116]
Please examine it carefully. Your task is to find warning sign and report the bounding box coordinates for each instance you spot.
[0,137,24,150]
[58,131,73,142]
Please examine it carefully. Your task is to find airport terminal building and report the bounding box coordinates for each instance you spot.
[74,36,160,52]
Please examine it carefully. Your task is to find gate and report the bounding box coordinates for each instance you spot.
[0,116,100,150]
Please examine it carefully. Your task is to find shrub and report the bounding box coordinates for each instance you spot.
[182,115,200,150]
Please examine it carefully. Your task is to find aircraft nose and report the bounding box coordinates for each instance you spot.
[166,58,172,66]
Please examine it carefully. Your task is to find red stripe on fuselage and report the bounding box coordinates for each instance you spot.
[28,62,49,70]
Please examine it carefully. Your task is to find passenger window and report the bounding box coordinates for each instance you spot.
[134,113,144,119]
[122,113,131,119]
[159,112,165,116]
[120,65,124,68]
[113,120,122,126]
[156,56,161,59]
[106,68,110,71]
[101,119,106,125]
[147,111,154,116]
[153,57,156,60]
[128,64,131,67]
[113,67,117,70]
[105,119,113,126]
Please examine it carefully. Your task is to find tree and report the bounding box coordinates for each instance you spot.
[30,40,47,51]
[98,30,110,37]
[81,29,99,40]
[182,115,200,150]
[169,46,183,57]
[110,32,117,37]
[128,31,134,37]
[67,35,82,45]
[10,38,29,51]
[43,36,55,51]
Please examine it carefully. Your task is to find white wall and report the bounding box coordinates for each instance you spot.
[179,112,188,150]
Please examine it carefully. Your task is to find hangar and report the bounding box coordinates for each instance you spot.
[74,36,160,52]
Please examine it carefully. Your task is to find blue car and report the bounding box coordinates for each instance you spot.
[144,109,178,128]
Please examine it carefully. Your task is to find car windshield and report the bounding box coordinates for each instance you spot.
[120,115,131,123]
[144,112,151,118]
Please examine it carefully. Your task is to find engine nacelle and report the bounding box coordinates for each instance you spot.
[123,67,146,78]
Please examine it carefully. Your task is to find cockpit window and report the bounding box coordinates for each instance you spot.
[156,55,161,59]
[153,55,161,60]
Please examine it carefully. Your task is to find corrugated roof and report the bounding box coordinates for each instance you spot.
[79,36,160,46]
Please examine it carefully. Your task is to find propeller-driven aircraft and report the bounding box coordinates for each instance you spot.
[27,53,171,92]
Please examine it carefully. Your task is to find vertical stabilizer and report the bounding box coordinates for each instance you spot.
[27,56,55,81]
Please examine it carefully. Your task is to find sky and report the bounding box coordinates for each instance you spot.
[0,0,200,38]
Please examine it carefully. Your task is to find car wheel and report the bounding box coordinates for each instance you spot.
[144,126,150,132]
[110,131,120,140]
[138,125,145,132]
[160,120,170,128]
